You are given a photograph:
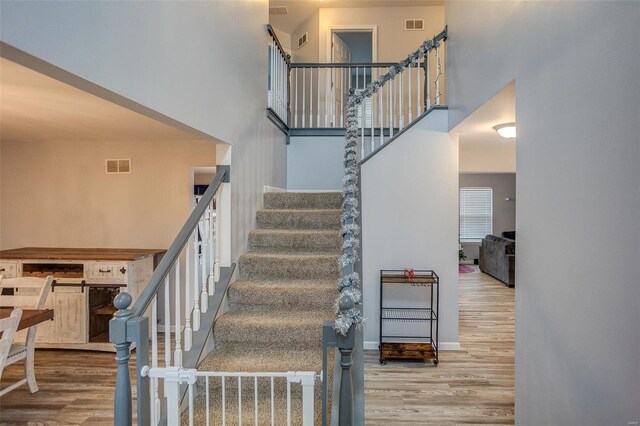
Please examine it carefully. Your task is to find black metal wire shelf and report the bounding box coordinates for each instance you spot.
[381,307,437,322]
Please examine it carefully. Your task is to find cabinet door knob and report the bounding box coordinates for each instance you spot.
[0,268,5,272]
[99,269,112,273]
[120,267,127,274]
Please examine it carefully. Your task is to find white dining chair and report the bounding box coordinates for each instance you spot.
[0,308,23,396]
[0,276,52,395]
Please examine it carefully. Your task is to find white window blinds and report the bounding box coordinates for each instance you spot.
[459,187,493,240]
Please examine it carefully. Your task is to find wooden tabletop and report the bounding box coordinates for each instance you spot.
[0,247,166,261]
[0,308,54,331]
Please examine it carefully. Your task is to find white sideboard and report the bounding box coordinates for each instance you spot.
[0,247,165,352]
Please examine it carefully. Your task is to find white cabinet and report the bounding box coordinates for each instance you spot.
[0,261,18,278]
[0,248,164,352]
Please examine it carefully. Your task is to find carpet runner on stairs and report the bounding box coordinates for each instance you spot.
[192,191,341,425]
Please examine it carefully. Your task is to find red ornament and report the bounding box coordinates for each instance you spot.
[404,268,415,278]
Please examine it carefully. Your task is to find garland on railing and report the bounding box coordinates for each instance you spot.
[334,31,445,336]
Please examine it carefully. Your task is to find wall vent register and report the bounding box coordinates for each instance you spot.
[269,6,288,15]
[298,32,308,48]
[404,19,424,31]
[105,159,132,174]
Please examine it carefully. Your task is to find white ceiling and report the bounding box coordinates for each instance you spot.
[270,0,443,33]
[453,81,516,172]
[0,58,208,143]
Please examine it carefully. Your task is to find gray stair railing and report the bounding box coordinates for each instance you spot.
[109,166,231,426]
[325,27,448,426]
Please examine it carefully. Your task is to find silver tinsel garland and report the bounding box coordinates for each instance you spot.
[334,34,440,336]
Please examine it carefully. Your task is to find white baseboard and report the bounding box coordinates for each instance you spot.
[439,342,461,351]
[264,185,286,193]
[364,340,461,351]
[286,189,341,193]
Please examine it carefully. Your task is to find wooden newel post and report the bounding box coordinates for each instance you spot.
[110,292,133,426]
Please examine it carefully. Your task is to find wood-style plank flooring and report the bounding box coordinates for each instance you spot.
[0,267,513,425]
[364,266,515,425]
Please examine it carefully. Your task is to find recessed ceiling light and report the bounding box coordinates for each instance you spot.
[493,122,516,139]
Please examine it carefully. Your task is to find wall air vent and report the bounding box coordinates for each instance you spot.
[105,159,132,174]
[269,6,289,16]
[404,19,424,31]
[298,32,308,49]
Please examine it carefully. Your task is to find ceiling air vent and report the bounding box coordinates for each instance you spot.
[298,32,308,49]
[269,6,288,16]
[105,159,132,174]
[404,19,424,31]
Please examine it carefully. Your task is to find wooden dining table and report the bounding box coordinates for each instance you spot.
[0,308,54,331]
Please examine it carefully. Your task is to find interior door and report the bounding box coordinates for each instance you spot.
[332,33,351,127]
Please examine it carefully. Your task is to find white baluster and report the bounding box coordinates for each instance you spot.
[340,68,345,127]
[408,63,413,123]
[164,275,171,369]
[387,80,393,138]
[294,68,298,127]
[200,214,209,313]
[426,52,431,110]
[325,67,329,127]
[174,259,182,367]
[151,295,159,425]
[184,241,192,352]
[331,67,335,127]
[370,67,374,153]
[208,201,215,296]
[400,71,404,130]
[379,67,383,147]
[308,68,312,127]
[238,376,242,426]
[192,229,201,332]
[302,68,306,128]
[268,42,272,108]
[417,61,422,116]
[316,68,320,127]
[435,44,442,105]
[214,193,221,282]
[222,376,226,426]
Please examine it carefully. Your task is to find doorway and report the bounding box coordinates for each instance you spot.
[329,26,377,127]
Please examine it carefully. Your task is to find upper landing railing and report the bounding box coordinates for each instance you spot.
[267,25,447,156]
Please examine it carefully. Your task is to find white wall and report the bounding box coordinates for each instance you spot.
[291,10,320,63]
[272,26,291,52]
[287,135,343,190]
[0,138,216,250]
[459,138,516,173]
[0,0,287,262]
[318,6,444,63]
[361,109,458,349]
[447,1,640,424]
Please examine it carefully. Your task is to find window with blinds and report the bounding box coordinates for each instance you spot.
[459,187,493,240]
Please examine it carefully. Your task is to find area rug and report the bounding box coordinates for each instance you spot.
[459,264,475,273]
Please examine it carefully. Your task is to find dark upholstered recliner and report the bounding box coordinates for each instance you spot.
[479,234,515,287]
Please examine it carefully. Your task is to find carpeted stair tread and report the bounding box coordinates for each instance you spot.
[264,192,342,210]
[256,209,341,230]
[214,309,333,350]
[198,346,323,373]
[229,280,336,310]
[248,229,341,254]
[239,253,340,280]
[193,191,339,424]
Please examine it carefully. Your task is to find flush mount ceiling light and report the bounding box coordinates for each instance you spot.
[493,122,517,139]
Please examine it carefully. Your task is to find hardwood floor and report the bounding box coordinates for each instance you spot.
[0,267,513,425]
[364,266,515,425]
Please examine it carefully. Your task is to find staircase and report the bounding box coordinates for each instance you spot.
[193,191,342,424]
